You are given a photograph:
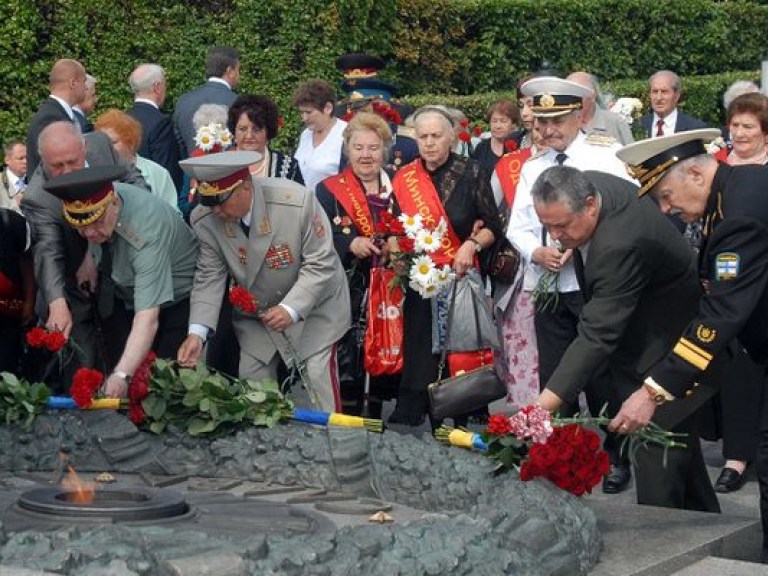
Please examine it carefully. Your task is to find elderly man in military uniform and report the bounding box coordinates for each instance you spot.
[44,165,198,397]
[608,128,768,561]
[177,151,350,413]
[507,76,637,493]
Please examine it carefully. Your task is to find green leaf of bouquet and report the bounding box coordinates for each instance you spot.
[199,398,210,412]
[188,417,216,436]
[149,421,166,434]
[182,390,203,407]
[142,396,167,419]
[244,391,267,404]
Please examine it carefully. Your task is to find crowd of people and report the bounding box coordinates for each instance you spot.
[4,45,768,560]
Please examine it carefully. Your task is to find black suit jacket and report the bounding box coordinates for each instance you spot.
[172,81,237,158]
[546,172,701,412]
[127,101,183,192]
[25,97,74,176]
[640,110,708,138]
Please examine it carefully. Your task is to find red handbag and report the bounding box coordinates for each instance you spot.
[447,349,494,377]
[364,267,404,375]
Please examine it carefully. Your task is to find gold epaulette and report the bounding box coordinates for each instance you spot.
[584,133,618,147]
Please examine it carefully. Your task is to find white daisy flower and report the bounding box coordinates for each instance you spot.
[195,126,215,151]
[415,228,441,253]
[410,255,436,284]
[399,213,423,237]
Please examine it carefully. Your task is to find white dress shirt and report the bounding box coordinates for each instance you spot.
[651,109,678,138]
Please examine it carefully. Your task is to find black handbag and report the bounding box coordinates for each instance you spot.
[487,237,521,284]
[427,280,506,421]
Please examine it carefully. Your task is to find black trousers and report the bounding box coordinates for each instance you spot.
[102,297,190,370]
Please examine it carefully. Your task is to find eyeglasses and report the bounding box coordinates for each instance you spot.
[235,125,265,135]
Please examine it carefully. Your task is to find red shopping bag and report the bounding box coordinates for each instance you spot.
[447,349,494,377]
[364,268,404,375]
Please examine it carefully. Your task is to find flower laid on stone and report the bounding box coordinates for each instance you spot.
[228,285,258,314]
[70,368,104,409]
[387,213,454,298]
[438,404,687,497]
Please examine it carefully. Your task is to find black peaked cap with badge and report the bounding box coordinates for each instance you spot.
[44,165,127,227]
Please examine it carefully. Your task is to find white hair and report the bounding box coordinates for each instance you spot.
[192,104,229,130]
[722,80,760,110]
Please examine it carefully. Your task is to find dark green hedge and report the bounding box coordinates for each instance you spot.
[2,0,766,149]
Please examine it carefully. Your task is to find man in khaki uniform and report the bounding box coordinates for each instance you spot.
[177,151,350,412]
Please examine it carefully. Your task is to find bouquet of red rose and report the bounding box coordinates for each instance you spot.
[438,404,686,497]
[25,326,84,384]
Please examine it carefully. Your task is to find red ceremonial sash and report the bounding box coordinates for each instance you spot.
[495,147,533,207]
[392,159,462,265]
[323,167,375,237]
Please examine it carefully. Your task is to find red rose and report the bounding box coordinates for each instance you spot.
[473,125,483,137]
[504,140,519,152]
[26,327,48,348]
[128,403,146,425]
[460,119,469,128]
[375,221,389,235]
[389,220,405,236]
[486,414,513,436]
[458,131,471,143]
[71,368,104,408]
[44,330,67,352]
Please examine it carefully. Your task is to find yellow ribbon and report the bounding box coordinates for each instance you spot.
[328,413,366,428]
[87,398,123,410]
[448,429,475,449]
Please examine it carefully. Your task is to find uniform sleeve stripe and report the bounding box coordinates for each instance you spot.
[678,337,714,361]
[673,341,711,370]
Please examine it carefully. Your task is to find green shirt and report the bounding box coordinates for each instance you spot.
[109,183,198,311]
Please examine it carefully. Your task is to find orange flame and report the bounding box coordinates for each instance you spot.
[61,466,96,504]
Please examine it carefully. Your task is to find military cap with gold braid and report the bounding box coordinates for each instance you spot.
[616,128,721,197]
[520,76,594,118]
[44,165,127,227]
[179,151,261,207]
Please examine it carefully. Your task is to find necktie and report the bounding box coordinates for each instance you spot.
[15,179,26,194]
[655,119,665,137]
[555,152,568,165]
[239,220,250,236]
[573,249,588,299]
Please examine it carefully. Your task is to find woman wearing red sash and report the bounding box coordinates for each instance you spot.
[387,106,503,427]
[316,112,400,418]
[490,125,547,410]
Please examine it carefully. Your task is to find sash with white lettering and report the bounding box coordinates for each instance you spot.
[494,147,533,206]
[323,167,375,237]
[392,159,462,265]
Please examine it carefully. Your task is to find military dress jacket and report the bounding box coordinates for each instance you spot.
[650,163,768,397]
[189,177,350,364]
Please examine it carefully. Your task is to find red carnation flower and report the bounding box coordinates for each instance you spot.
[486,414,513,436]
[460,119,469,128]
[26,327,48,348]
[458,131,471,143]
[375,221,389,235]
[71,368,104,408]
[399,237,415,253]
[44,330,67,352]
[229,285,258,314]
[504,140,519,152]
[473,125,483,137]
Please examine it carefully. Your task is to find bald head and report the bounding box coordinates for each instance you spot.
[567,71,597,123]
[38,121,87,178]
[49,59,87,105]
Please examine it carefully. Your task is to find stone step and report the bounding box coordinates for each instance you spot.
[669,556,768,575]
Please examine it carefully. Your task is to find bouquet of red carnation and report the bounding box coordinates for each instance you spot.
[229,285,258,314]
[70,368,104,408]
[26,327,67,352]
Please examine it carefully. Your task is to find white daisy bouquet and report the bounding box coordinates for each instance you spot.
[193,122,233,153]
[390,213,454,299]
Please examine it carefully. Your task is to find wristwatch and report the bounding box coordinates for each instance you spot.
[469,237,482,253]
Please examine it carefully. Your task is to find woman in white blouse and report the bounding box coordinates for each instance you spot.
[292,79,347,192]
